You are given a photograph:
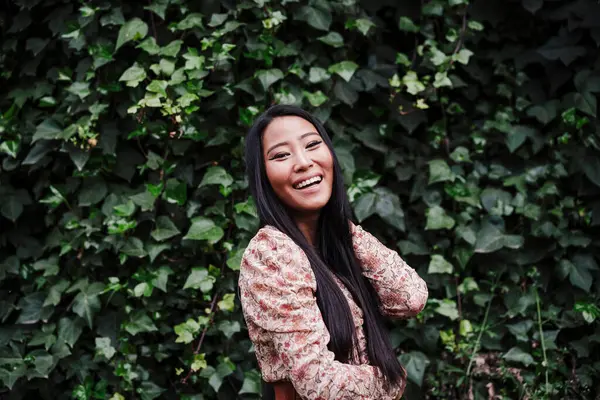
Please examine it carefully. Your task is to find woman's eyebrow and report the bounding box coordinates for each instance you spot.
[266,132,320,155]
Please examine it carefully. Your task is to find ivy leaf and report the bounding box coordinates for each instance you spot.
[428,255,454,274]
[184,217,224,244]
[428,159,455,184]
[183,267,215,293]
[398,351,430,387]
[58,317,84,348]
[503,347,536,366]
[151,216,180,242]
[72,282,104,328]
[217,293,236,312]
[116,18,148,50]
[217,320,241,339]
[32,119,62,143]
[176,13,204,30]
[119,63,147,87]
[255,69,284,90]
[303,90,328,107]
[309,67,330,83]
[328,61,358,82]
[425,206,455,230]
[16,292,46,324]
[318,32,344,47]
[354,192,377,222]
[199,166,234,188]
[398,16,419,32]
[239,369,261,394]
[95,337,116,360]
[402,71,425,95]
[295,6,331,31]
[123,311,158,336]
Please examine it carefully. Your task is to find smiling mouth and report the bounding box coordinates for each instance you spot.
[293,175,323,190]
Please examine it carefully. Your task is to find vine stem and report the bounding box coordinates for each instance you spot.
[466,278,498,377]
[535,285,550,395]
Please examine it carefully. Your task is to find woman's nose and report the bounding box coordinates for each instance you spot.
[294,151,313,171]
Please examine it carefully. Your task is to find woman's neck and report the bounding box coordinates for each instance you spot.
[293,212,320,247]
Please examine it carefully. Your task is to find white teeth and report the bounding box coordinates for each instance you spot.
[294,176,322,189]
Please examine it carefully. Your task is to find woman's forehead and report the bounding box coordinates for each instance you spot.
[263,116,318,141]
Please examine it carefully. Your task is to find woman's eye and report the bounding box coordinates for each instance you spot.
[307,140,322,148]
[272,153,288,160]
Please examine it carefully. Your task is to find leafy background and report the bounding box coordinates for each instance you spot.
[1,0,599,399]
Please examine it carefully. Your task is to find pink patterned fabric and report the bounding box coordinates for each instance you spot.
[238,222,428,400]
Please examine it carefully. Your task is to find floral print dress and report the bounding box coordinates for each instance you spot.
[238,222,429,400]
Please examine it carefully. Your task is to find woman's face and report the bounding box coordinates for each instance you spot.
[262,116,334,217]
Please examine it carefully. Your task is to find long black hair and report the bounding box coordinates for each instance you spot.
[244,105,405,396]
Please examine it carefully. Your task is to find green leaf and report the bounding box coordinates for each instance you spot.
[32,119,62,142]
[318,32,344,47]
[454,48,473,65]
[328,61,359,82]
[72,283,104,328]
[199,166,234,188]
[474,222,524,253]
[151,216,180,241]
[217,293,235,312]
[428,255,454,274]
[183,267,215,293]
[121,237,147,258]
[174,319,200,344]
[151,266,172,292]
[559,259,593,292]
[239,369,261,394]
[398,351,430,387]
[402,71,425,95]
[428,159,454,184]
[303,90,328,107]
[95,337,116,360]
[425,206,455,230]
[434,299,459,320]
[164,178,187,205]
[354,192,377,222]
[309,67,330,83]
[78,179,108,207]
[184,217,224,244]
[177,13,204,30]
[160,40,183,57]
[355,18,375,36]
[124,311,158,336]
[1,196,23,222]
[57,317,84,348]
[217,320,240,339]
[0,364,26,390]
[581,154,600,188]
[256,69,284,91]
[119,63,147,87]
[137,37,160,54]
[295,6,331,31]
[146,80,168,97]
[398,16,419,32]
[16,292,46,324]
[116,18,148,50]
[503,346,535,366]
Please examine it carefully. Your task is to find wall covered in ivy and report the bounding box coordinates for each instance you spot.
[1,0,599,398]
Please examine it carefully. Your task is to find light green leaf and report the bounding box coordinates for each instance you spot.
[455,48,474,65]
[318,32,344,47]
[183,267,215,293]
[184,217,224,244]
[402,71,425,95]
[116,18,148,50]
[151,216,180,241]
[398,16,419,32]
[425,206,455,230]
[217,293,235,312]
[428,255,454,274]
[503,346,535,366]
[146,80,168,97]
[95,337,116,360]
[119,63,146,87]
[328,61,359,82]
[199,166,234,188]
[177,13,204,30]
[137,37,160,54]
[239,369,261,394]
[217,320,240,339]
[433,71,452,88]
[303,90,328,107]
[428,159,455,184]
[434,299,459,320]
[309,67,330,83]
[160,40,183,57]
[355,18,375,35]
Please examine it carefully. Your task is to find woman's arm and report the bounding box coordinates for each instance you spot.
[239,228,403,400]
[350,222,428,318]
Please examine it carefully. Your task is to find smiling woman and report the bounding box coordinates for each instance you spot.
[239,105,428,400]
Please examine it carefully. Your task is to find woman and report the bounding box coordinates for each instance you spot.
[238,105,428,399]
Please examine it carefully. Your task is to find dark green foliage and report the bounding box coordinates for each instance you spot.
[1,0,599,398]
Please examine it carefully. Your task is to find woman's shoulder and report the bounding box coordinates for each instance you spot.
[240,225,315,286]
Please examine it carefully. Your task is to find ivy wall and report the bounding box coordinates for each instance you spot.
[1,0,599,399]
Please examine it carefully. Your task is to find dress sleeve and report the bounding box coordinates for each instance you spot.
[350,222,428,318]
[239,229,403,400]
